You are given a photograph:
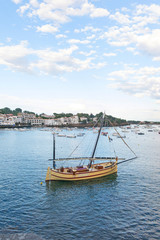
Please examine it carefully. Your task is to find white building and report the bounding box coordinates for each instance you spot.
[45,119,61,126]
[40,113,55,118]
[28,118,45,125]
[80,117,88,123]
[0,114,16,125]
[93,117,98,122]
[68,115,79,124]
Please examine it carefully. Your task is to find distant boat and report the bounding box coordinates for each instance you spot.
[112,132,119,136]
[117,135,126,138]
[66,135,76,138]
[46,114,137,182]
[57,134,66,137]
[77,133,85,137]
[101,132,108,136]
[138,132,145,135]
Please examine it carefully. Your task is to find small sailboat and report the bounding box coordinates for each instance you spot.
[45,114,137,182]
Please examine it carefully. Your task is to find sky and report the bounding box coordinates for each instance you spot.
[0,0,160,121]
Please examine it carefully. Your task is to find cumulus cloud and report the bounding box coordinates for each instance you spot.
[109,12,131,24]
[103,52,116,57]
[16,0,109,25]
[12,0,22,4]
[99,4,160,58]
[136,29,160,56]
[0,41,33,73]
[68,39,90,45]
[31,45,93,74]
[56,34,67,39]
[0,41,103,75]
[36,24,58,33]
[79,50,96,56]
[74,26,101,33]
[108,66,160,100]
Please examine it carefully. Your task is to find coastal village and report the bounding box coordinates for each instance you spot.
[0,108,98,127]
[0,107,158,128]
[0,112,84,127]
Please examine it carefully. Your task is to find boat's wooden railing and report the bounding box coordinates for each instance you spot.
[49,157,125,161]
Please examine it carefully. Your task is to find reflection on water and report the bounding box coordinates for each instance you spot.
[46,173,118,192]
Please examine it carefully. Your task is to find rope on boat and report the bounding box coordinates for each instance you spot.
[106,117,137,158]
[117,156,137,165]
[68,114,103,159]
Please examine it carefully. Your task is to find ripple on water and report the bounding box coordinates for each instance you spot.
[0,128,160,240]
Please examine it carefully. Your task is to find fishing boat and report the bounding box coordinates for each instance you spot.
[45,114,137,182]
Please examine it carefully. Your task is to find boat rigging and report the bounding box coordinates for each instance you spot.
[46,113,137,182]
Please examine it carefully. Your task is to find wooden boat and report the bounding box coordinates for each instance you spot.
[46,157,118,181]
[46,114,136,182]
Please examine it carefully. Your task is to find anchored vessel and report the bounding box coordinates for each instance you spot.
[45,114,136,182]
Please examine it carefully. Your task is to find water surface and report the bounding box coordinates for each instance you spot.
[0,127,160,239]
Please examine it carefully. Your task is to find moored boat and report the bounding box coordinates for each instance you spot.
[46,158,118,181]
[46,114,137,182]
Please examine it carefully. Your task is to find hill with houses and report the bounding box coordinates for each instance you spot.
[0,107,157,128]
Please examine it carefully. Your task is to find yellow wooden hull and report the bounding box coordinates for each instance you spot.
[45,162,117,182]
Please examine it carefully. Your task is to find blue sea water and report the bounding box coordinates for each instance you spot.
[0,127,160,240]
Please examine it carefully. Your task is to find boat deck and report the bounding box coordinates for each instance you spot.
[58,161,113,173]
[46,161,117,181]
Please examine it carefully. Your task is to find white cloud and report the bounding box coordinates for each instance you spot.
[135,4,160,22]
[36,24,58,33]
[153,57,160,61]
[56,34,67,39]
[103,52,116,57]
[74,26,100,33]
[136,29,160,56]
[16,0,109,25]
[109,11,131,24]
[79,50,96,56]
[68,39,90,45]
[108,66,160,100]
[0,41,105,75]
[98,4,160,58]
[86,34,96,40]
[0,41,33,73]
[29,0,39,8]
[12,0,22,4]
[90,7,109,18]
[17,4,30,16]
[126,47,139,55]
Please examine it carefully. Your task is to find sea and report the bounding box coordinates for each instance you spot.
[0,126,160,240]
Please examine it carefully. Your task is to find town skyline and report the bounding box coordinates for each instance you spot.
[1,107,159,125]
[1,1,160,121]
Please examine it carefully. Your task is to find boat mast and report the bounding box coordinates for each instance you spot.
[53,134,56,169]
[89,113,104,167]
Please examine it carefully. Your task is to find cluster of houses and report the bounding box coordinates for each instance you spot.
[0,112,91,127]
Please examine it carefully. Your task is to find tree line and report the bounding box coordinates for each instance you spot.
[0,107,145,125]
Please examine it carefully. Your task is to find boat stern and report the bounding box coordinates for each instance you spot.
[45,167,51,181]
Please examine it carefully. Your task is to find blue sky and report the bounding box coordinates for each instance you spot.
[0,0,160,121]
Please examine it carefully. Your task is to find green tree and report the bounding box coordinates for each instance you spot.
[0,107,12,114]
[13,108,22,115]
[24,110,35,115]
